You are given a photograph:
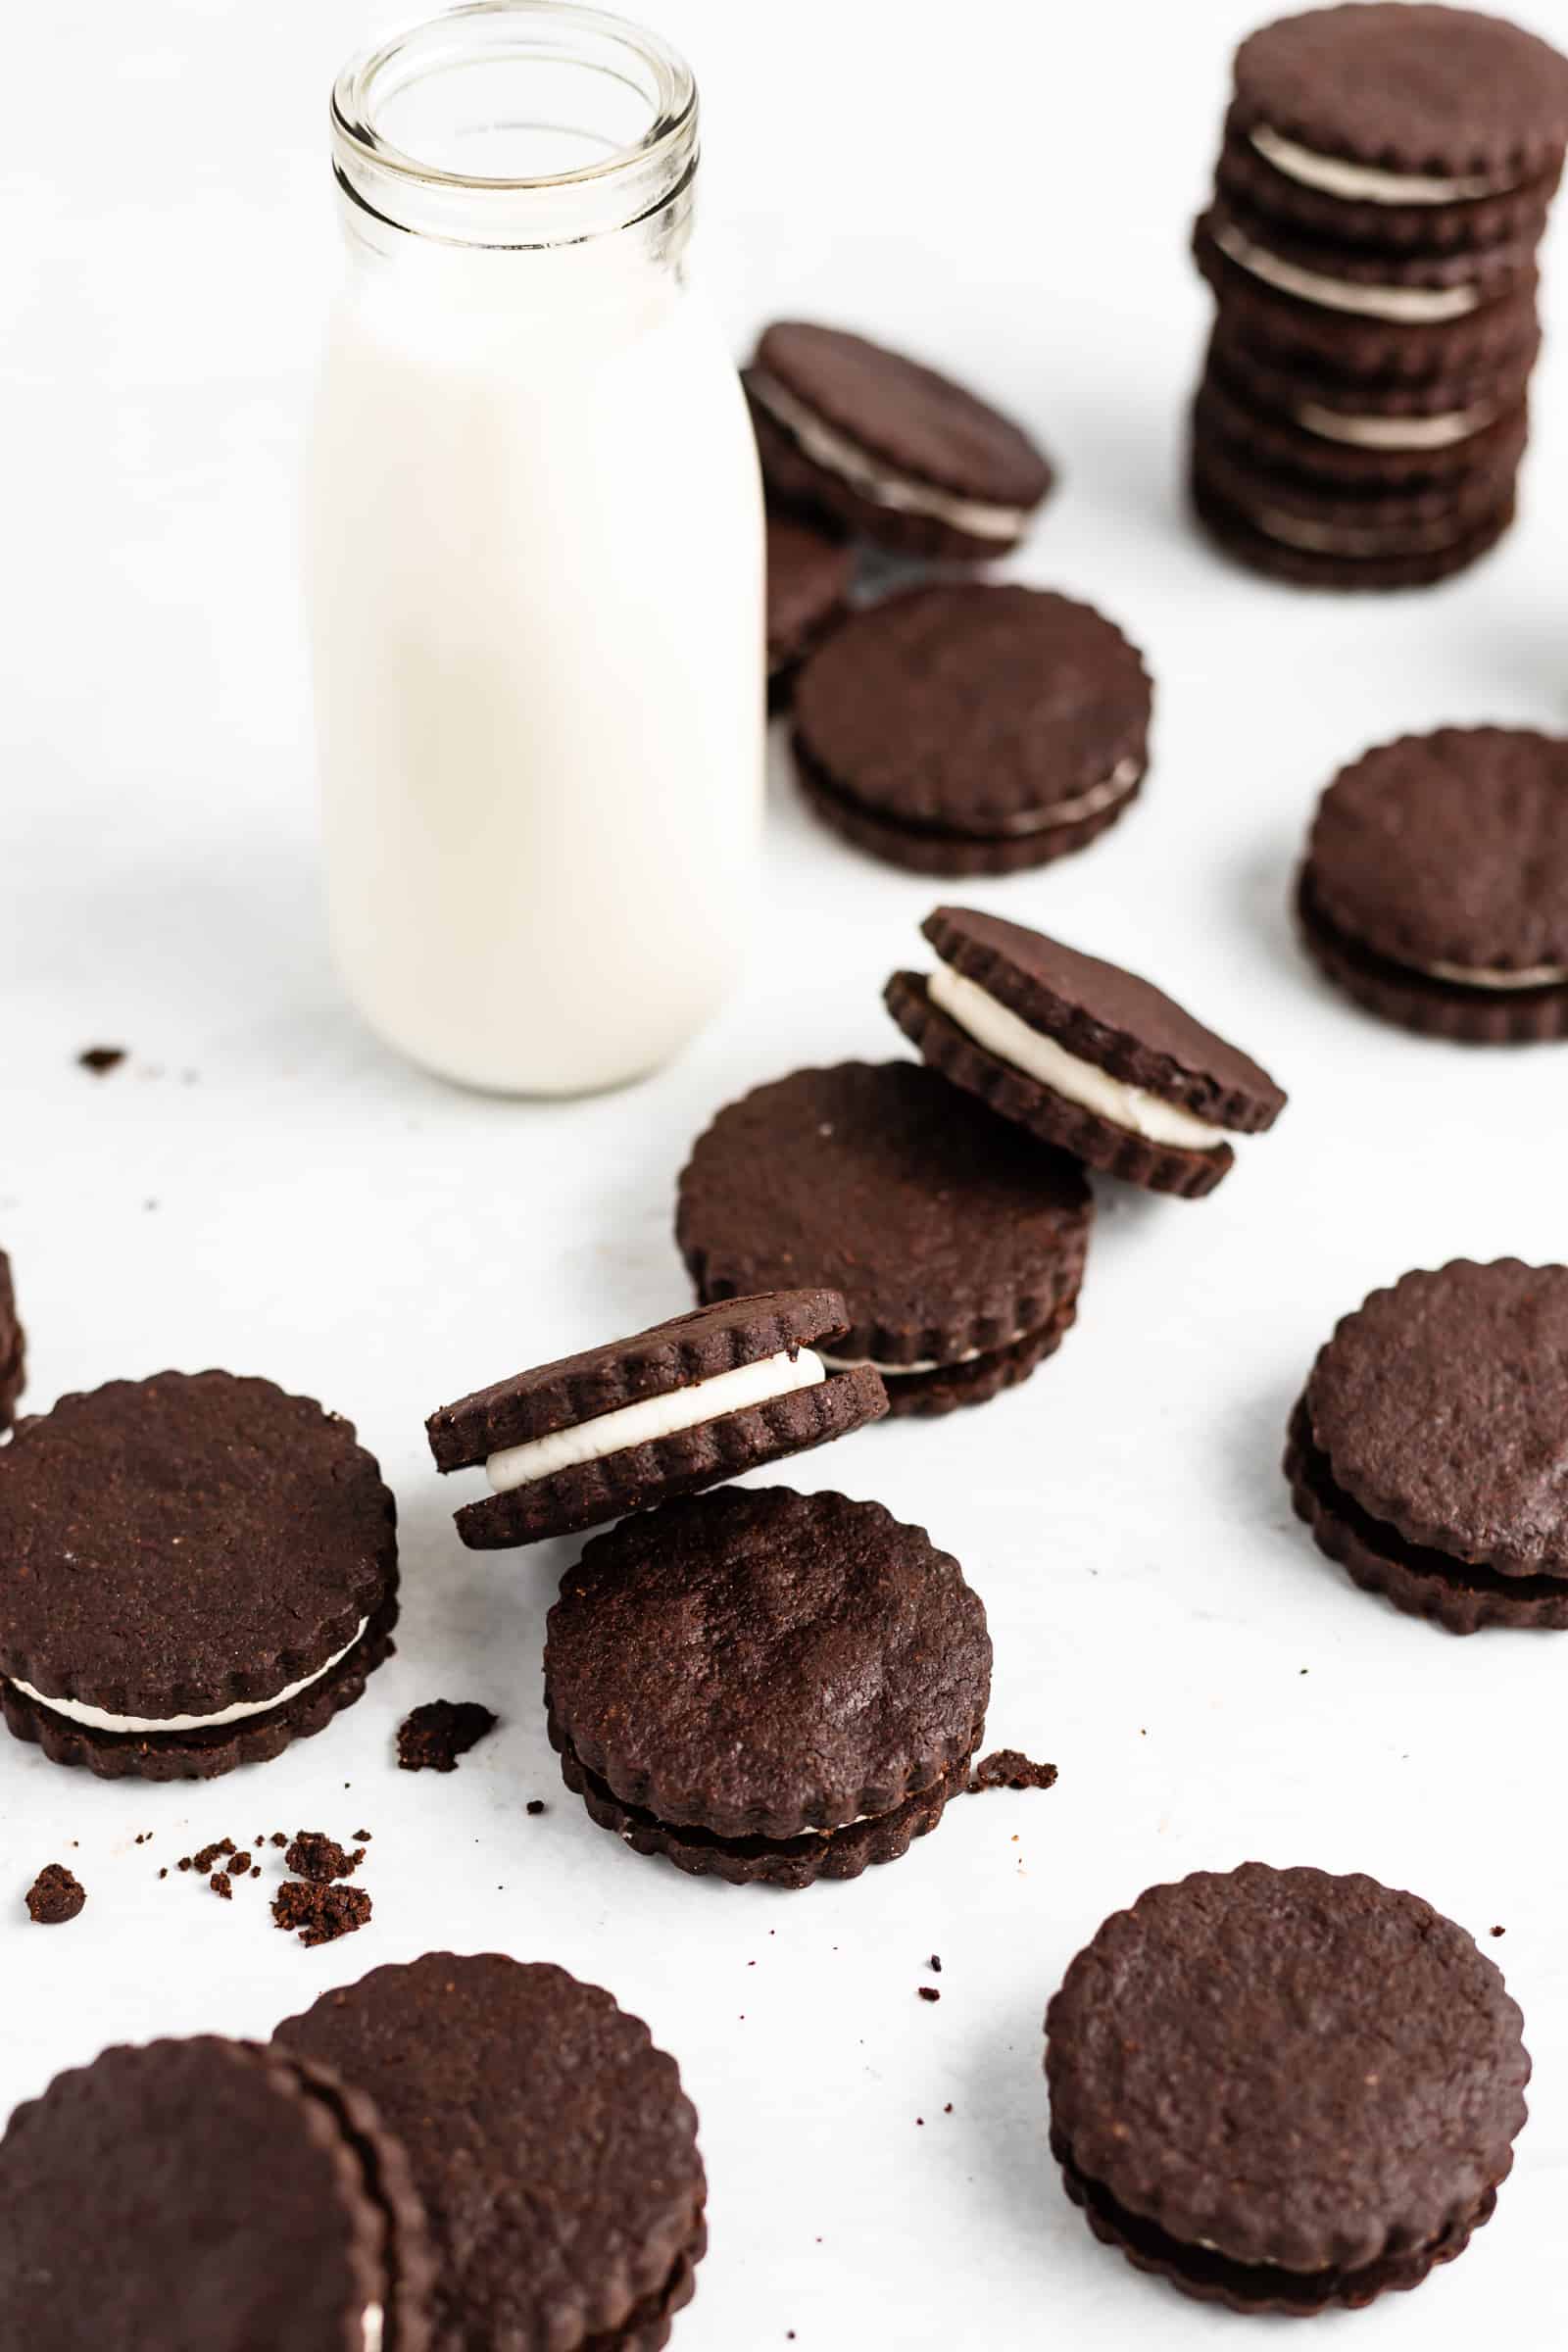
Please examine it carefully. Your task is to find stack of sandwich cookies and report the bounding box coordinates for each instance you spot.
[746,320,1054,562]
[0,2036,435,2350]
[0,1371,398,1780]
[1191,3,1568,585]
[545,1486,991,1887]
[276,1954,706,2352]
[1046,1863,1530,2312]
[1286,1259,1568,1631]
[0,1250,21,1434]
[790,583,1152,875]
[426,1293,886,1548]
[765,511,855,710]
[1298,726,1568,1041]
[887,908,1286,1199]
[676,1061,1093,1415]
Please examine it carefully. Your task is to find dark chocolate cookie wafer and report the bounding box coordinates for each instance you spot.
[1193,463,1514,588]
[276,1953,706,2352]
[427,1293,885,1547]
[0,1372,398,1781]
[676,1061,1092,1413]
[0,1250,21,1434]
[1194,214,1541,379]
[1297,727,1568,1041]
[1208,308,1541,428]
[1207,185,1540,302]
[1199,358,1529,488]
[545,1485,991,1887]
[1216,112,1557,252]
[792,582,1151,875]
[765,509,854,710]
[1046,1862,1530,2312]
[1287,1260,1568,1627]
[1195,400,1524,539]
[1228,6,1568,213]
[746,320,1054,560]
[0,2036,435,2350]
[886,908,1285,1199]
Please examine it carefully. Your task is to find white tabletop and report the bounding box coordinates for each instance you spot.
[5,2,1568,2343]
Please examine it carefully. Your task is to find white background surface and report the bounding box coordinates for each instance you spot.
[5,2,1568,2343]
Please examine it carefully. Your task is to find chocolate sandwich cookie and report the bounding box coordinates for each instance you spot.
[276,1953,706,2352]
[1046,1862,1530,2313]
[676,1061,1092,1414]
[0,1371,398,1781]
[746,320,1054,561]
[1297,726,1568,1041]
[1286,1259,1568,1631]
[765,509,854,710]
[792,583,1152,876]
[1198,356,1530,489]
[427,1292,886,1548]
[0,2035,435,2350]
[1193,207,1542,381]
[1193,467,1514,588]
[886,908,1286,1200]
[545,1484,991,1887]
[0,1250,21,1433]
[1208,310,1541,440]
[1224,4,1568,249]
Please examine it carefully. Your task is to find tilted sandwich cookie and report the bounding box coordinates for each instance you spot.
[426,1292,887,1547]
[886,907,1286,1198]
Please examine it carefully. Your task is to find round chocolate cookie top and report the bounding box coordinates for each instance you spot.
[754,321,1053,509]
[677,1060,1092,1368]
[766,510,854,675]
[0,1371,396,1718]
[923,907,1287,1130]
[547,1485,991,1838]
[1047,1863,1530,2277]
[275,1953,706,2352]
[1231,5,1568,179]
[1305,728,1568,975]
[1305,1260,1568,1577]
[793,584,1151,835]
[0,2036,432,2352]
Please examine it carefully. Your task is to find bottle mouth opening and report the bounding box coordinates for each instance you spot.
[330,1,698,246]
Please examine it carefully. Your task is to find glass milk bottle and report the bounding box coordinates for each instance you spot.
[312,3,764,1094]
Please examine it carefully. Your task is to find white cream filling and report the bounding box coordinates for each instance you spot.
[1250,124,1514,207]
[1424,957,1568,990]
[485,1349,827,1494]
[9,1620,369,1737]
[363,2307,384,2352]
[927,961,1227,1152]
[819,1336,1028,1378]
[1295,401,1495,451]
[749,370,1028,541]
[1251,504,1471,556]
[996,758,1143,836]
[1214,220,1481,320]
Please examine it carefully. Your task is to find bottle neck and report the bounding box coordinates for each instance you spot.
[329,2,699,258]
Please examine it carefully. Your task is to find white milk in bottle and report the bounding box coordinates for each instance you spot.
[312,3,764,1093]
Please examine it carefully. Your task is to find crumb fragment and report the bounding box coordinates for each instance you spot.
[917,1986,941,2004]
[270,1832,288,1847]
[966,1748,1058,1794]
[228,1850,251,1877]
[353,1830,371,1843]
[1492,1925,1506,1937]
[191,1838,237,1874]
[25,1864,85,1925]
[526,1799,547,1817]
[209,1873,232,1900]
[928,1954,942,1973]
[77,1046,126,1076]
[273,1880,372,1949]
[397,1699,497,1773]
[284,1832,364,1885]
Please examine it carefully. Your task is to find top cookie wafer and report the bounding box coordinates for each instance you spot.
[1231,5,1568,189]
[0,1250,21,1433]
[427,1292,887,1548]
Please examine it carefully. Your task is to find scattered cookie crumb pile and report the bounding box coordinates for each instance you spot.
[171,1827,373,1948]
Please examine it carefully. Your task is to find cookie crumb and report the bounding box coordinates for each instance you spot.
[944,2102,953,2114]
[353,1830,371,1843]
[397,1699,497,1774]
[272,1880,372,1949]
[917,1986,941,2004]
[525,1799,547,1817]
[228,1850,252,1877]
[209,1873,232,1900]
[270,1832,288,1847]
[77,1046,126,1076]
[967,1747,1058,1794]
[191,1838,237,1874]
[284,1832,364,1885]
[928,1954,942,1974]
[25,1864,85,1925]
[1492,1925,1506,1937]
